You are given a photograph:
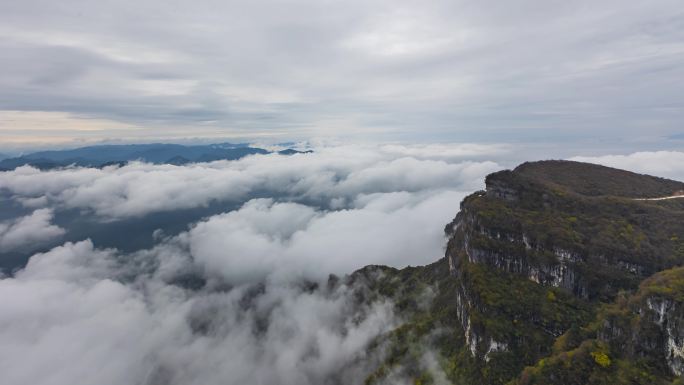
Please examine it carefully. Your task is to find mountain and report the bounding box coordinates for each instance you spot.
[349,160,684,384]
[278,148,313,155]
[0,143,311,170]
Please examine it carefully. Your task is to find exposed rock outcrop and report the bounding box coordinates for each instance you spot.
[363,160,684,385]
[443,161,684,382]
[646,296,684,376]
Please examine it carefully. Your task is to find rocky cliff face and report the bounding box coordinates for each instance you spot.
[596,268,684,377]
[645,295,684,376]
[517,267,684,384]
[360,160,684,385]
[451,204,587,297]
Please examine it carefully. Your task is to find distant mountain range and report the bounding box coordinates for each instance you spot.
[0,143,312,170]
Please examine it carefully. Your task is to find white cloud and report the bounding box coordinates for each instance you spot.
[0,143,501,286]
[0,144,501,219]
[569,151,684,182]
[379,143,510,161]
[0,143,500,384]
[0,209,65,252]
[188,190,464,282]
[0,239,399,385]
[4,144,682,385]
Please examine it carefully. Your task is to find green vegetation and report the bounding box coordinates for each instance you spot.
[590,350,611,368]
[513,267,684,385]
[641,266,684,301]
[472,162,684,300]
[352,161,684,385]
[513,160,684,199]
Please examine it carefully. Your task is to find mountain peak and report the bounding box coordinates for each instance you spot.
[509,160,684,198]
[360,160,684,384]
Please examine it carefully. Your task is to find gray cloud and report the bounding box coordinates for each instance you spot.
[0,239,400,385]
[0,209,65,252]
[0,0,683,146]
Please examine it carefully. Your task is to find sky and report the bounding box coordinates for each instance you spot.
[1,0,683,151]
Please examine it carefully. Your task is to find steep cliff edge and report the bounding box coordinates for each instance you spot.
[357,160,684,384]
[517,266,684,384]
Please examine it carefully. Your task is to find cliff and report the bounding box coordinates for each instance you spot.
[517,267,684,384]
[355,160,684,384]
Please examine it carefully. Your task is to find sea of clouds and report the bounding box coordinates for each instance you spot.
[0,144,683,385]
[0,144,503,266]
[0,143,503,385]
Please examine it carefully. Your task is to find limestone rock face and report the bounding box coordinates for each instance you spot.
[442,161,684,383]
[362,161,684,385]
[646,296,684,376]
[596,269,684,378]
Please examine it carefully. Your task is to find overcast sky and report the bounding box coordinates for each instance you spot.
[1,0,683,149]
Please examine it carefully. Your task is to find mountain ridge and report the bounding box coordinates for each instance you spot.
[352,160,684,384]
[0,143,311,170]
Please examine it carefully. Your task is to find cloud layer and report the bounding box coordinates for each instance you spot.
[1,146,683,384]
[0,144,502,278]
[0,239,398,385]
[0,144,496,384]
[188,192,464,282]
[0,144,498,220]
[1,0,683,146]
